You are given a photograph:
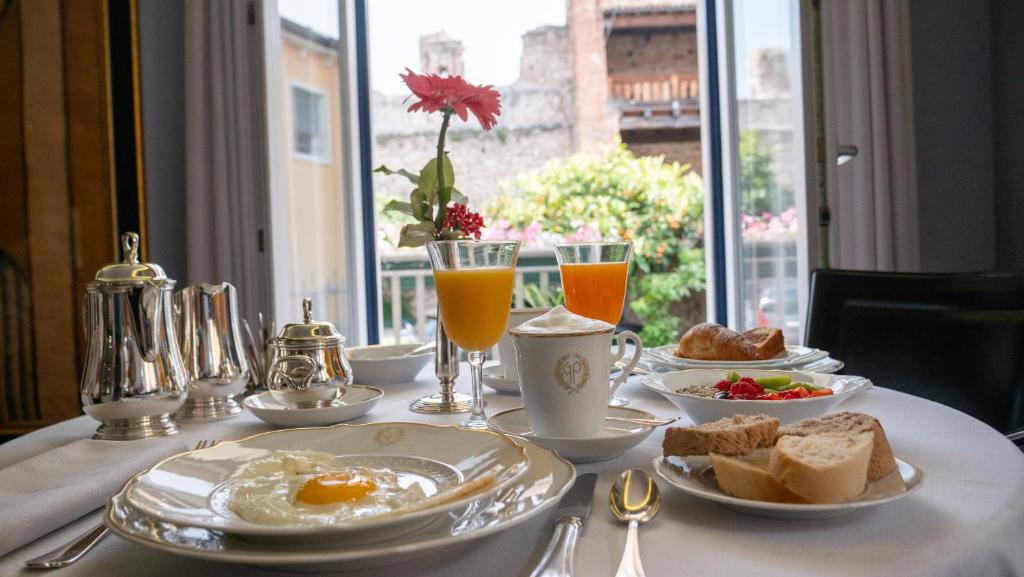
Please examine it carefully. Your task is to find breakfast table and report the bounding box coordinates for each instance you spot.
[1,366,1022,577]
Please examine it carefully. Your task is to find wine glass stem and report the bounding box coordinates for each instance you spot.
[463,350,488,429]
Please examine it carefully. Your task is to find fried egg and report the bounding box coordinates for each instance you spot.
[228,450,427,526]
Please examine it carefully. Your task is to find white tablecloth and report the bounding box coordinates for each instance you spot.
[2,366,1023,577]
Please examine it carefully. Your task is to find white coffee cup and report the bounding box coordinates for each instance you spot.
[497,307,550,380]
[510,306,643,438]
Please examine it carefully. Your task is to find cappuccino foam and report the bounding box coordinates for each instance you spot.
[509,305,614,336]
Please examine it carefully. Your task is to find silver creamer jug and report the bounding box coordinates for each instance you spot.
[80,232,189,439]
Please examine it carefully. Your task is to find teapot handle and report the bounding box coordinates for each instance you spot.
[268,355,318,392]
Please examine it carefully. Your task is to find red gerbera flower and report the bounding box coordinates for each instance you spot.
[400,68,502,130]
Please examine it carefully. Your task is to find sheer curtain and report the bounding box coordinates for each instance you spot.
[184,0,273,324]
[828,0,920,271]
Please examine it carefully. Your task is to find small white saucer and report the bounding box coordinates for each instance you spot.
[487,406,656,463]
[243,385,383,428]
[483,365,521,395]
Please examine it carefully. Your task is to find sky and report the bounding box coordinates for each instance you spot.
[278,0,791,96]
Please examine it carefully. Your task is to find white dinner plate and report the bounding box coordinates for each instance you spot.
[487,406,657,463]
[124,422,530,539]
[641,369,871,424]
[243,385,383,428]
[105,440,574,571]
[646,344,827,370]
[654,455,924,520]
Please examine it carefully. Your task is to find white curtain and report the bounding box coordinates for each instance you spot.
[185,0,272,324]
[828,0,920,271]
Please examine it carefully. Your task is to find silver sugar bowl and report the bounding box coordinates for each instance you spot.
[173,283,250,420]
[266,298,352,408]
[80,232,189,439]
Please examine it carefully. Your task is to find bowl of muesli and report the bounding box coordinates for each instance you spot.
[640,369,872,425]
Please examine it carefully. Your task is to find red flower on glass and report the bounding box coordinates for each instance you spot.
[400,68,502,130]
[443,204,485,239]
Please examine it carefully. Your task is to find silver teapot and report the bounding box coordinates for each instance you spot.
[173,283,250,420]
[267,298,352,408]
[80,232,189,439]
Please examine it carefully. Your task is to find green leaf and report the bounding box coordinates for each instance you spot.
[397,221,437,247]
[409,188,429,221]
[374,165,420,185]
[382,199,414,217]
[417,155,455,205]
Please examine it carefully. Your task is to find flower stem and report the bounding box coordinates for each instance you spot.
[434,109,452,231]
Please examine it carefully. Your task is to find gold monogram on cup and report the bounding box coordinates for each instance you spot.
[555,353,590,394]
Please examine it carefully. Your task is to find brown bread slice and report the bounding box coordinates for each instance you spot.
[710,448,806,503]
[663,414,779,457]
[769,432,873,503]
[776,412,897,481]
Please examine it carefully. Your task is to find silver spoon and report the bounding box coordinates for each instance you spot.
[609,468,661,577]
[606,415,678,427]
[403,342,435,356]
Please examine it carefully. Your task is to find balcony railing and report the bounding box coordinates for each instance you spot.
[609,73,699,104]
[378,248,560,344]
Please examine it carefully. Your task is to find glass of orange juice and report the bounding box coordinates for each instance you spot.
[427,240,520,429]
[555,242,633,406]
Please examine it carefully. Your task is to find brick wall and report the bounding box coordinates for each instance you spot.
[606,29,699,75]
[569,0,617,152]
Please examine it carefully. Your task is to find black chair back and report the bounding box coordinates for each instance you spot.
[805,270,1024,434]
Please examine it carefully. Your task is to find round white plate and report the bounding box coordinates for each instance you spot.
[105,440,574,571]
[243,386,383,428]
[641,369,871,425]
[124,422,530,538]
[487,406,656,463]
[654,454,924,520]
[646,344,827,370]
[483,365,520,394]
[345,343,433,385]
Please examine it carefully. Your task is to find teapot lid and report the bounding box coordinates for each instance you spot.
[92,232,169,285]
[273,298,345,344]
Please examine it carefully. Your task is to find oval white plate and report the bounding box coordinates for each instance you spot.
[105,440,574,571]
[483,365,520,394]
[654,454,923,520]
[243,385,383,428]
[125,422,530,538]
[488,406,656,463]
[641,369,871,425]
[646,345,830,371]
[346,343,433,385]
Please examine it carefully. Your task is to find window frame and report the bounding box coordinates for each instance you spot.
[288,80,332,164]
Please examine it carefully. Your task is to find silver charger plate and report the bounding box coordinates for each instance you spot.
[654,455,924,520]
[105,440,574,571]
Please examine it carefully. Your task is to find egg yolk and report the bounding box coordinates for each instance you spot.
[296,473,376,505]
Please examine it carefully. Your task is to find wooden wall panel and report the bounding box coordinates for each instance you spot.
[0,0,118,433]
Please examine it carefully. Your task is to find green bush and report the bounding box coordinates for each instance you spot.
[485,143,705,346]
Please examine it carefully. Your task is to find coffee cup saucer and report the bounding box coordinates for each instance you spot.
[486,406,656,463]
[243,385,383,428]
[483,365,521,395]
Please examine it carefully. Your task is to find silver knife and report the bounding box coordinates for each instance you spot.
[529,473,598,577]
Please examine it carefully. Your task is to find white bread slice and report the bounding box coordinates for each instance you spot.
[663,414,779,457]
[710,449,806,504]
[776,412,897,481]
[769,433,873,503]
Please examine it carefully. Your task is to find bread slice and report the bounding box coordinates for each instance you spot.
[769,432,873,503]
[710,449,806,503]
[663,414,779,457]
[777,412,897,481]
[741,327,785,359]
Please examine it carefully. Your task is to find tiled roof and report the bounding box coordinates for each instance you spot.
[603,0,697,14]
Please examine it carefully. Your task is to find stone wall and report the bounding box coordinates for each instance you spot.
[371,26,576,212]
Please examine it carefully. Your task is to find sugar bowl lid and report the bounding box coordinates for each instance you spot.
[272,298,345,345]
[92,232,168,285]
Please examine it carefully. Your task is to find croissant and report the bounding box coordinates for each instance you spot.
[676,322,785,361]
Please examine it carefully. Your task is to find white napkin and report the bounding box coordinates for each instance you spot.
[0,437,187,557]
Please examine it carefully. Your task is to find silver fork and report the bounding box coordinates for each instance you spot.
[24,439,220,569]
